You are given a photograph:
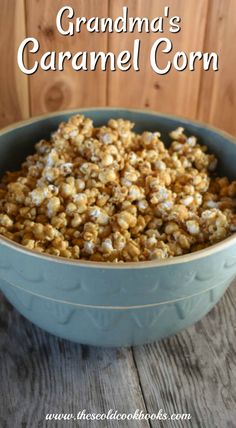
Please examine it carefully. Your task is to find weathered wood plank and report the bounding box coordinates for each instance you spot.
[0,295,149,428]
[133,280,236,428]
[25,0,108,115]
[0,0,29,128]
[197,0,236,136]
[107,0,208,119]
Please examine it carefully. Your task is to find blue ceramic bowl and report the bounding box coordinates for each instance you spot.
[0,108,236,347]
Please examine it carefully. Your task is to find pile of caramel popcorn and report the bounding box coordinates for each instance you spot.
[0,115,236,262]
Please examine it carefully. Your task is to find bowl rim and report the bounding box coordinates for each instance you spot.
[0,106,236,270]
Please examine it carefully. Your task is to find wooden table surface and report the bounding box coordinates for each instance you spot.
[0,280,236,428]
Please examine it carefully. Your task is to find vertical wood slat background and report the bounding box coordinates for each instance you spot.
[25,0,109,116]
[108,0,208,119]
[0,0,236,136]
[0,0,29,126]
[197,0,236,136]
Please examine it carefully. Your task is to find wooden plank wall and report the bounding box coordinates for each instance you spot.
[108,0,208,119]
[25,0,109,116]
[0,0,236,136]
[197,0,236,135]
[0,0,29,125]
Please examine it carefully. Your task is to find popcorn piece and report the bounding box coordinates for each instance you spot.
[101,238,113,253]
[89,206,109,225]
[0,214,13,228]
[47,197,60,218]
[117,211,137,229]
[98,169,117,184]
[186,220,200,235]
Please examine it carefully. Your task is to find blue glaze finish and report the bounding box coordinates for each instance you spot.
[0,108,236,346]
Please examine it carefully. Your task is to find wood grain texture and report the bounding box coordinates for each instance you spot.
[0,297,149,428]
[197,0,236,136]
[107,0,209,119]
[133,281,236,428]
[0,0,29,128]
[0,280,236,427]
[25,0,108,115]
